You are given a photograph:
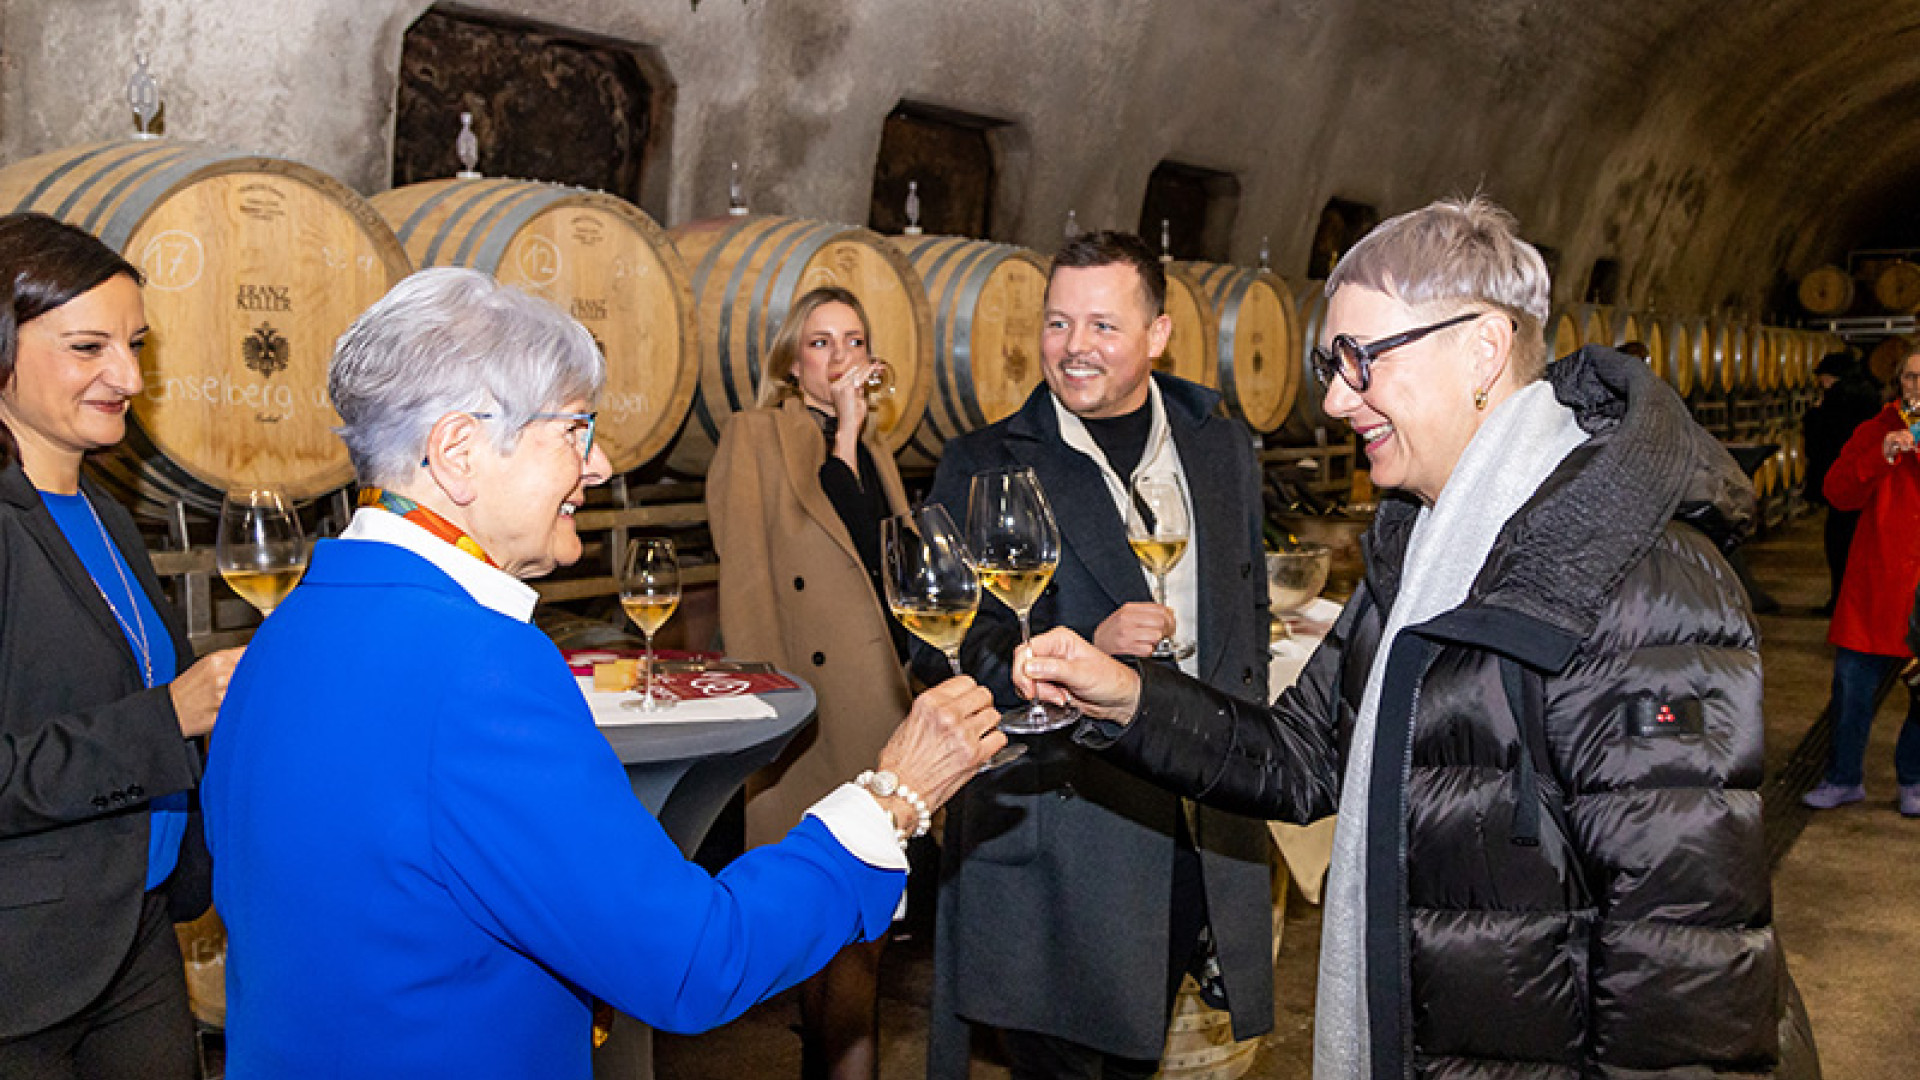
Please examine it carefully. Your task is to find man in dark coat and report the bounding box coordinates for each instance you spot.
[1803,350,1884,613]
[915,231,1274,1080]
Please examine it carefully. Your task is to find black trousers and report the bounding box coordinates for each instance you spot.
[0,891,196,1080]
[1000,828,1211,1080]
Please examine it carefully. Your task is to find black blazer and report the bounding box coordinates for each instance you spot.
[916,375,1274,1072]
[0,459,204,1037]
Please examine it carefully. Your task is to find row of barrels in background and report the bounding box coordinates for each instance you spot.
[0,137,1839,520]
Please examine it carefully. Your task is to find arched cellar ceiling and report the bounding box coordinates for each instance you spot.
[5,0,1920,314]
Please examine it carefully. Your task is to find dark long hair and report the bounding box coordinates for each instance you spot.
[0,213,143,466]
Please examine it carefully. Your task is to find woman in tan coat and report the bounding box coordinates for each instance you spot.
[707,287,913,1080]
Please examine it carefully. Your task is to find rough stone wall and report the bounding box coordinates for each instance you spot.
[5,0,1917,318]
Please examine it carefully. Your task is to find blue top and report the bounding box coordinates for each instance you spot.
[204,538,902,1078]
[41,490,186,889]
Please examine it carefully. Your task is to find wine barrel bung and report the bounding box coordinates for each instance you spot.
[1176,261,1302,434]
[888,236,1047,467]
[665,216,933,474]
[0,138,410,516]
[368,178,698,474]
[1158,265,1220,390]
[1798,265,1855,316]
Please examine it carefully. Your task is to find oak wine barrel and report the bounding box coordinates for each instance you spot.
[888,236,1047,468]
[1798,265,1854,316]
[1176,261,1302,434]
[369,178,698,474]
[1868,334,1916,384]
[1669,316,1707,398]
[0,138,411,516]
[1283,281,1335,441]
[1546,306,1581,360]
[1870,260,1920,314]
[1642,315,1671,385]
[1158,264,1219,390]
[664,216,933,474]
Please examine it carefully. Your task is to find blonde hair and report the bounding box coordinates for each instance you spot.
[1328,194,1553,382]
[755,286,872,407]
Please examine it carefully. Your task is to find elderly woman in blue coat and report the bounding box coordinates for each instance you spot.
[1016,197,1815,1078]
[202,268,1004,1078]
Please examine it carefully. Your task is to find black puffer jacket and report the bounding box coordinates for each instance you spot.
[1090,349,1798,1078]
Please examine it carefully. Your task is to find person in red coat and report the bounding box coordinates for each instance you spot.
[1806,344,1920,816]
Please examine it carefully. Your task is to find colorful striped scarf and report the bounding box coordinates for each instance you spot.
[356,487,497,567]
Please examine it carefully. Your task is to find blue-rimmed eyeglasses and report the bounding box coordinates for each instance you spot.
[1310,312,1482,393]
[459,411,599,463]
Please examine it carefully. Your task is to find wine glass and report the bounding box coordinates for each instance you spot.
[862,359,895,397]
[1266,543,1331,645]
[619,538,681,712]
[1125,474,1194,661]
[881,506,1025,767]
[966,468,1075,734]
[216,486,307,618]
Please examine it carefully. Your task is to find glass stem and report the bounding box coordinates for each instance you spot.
[944,649,964,679]
[642,630,655,709]
[1016,609,1044,720]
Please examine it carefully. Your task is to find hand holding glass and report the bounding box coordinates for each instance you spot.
[216,486,307,617]
[620,538,681,712]
[882,505,1026,766]
[1125,474,1193,660]
[967,468,1075,734]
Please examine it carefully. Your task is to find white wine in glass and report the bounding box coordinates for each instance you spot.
[966,467,1074,734]
[216,486,308,618]
[620,538,681,713]
[1125,474,1193,660]
[882,506,1026,767]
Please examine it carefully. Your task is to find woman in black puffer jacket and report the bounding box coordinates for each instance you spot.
[1016,197,1815,1079]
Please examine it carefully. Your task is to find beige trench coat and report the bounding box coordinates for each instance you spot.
[707,397,914,846]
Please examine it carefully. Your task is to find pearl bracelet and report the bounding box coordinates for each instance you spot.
[855,769,932,847]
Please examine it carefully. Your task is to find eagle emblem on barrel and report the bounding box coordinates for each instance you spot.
[244,322,290,378]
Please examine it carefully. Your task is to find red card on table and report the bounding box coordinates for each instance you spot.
[563,650,799,698]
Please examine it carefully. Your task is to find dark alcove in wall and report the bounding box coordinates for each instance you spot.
[1307,197,1379,280]
[869,102,1006,239]
[392,6,672,214]
[1139,161,1238,263]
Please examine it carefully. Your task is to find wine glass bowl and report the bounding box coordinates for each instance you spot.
[1266,543,1331,643]
[967,468,1075,735]
[216,486,308,618]
[619,538,681,712]
[862,359,894,397]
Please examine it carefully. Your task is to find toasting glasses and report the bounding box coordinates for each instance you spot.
[881,504,1026,767]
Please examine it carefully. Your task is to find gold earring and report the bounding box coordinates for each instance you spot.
[1474,387,1488,411]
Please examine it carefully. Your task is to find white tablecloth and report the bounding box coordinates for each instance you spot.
[1268,597,1341,904]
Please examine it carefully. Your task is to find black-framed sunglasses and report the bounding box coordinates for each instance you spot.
[1310,311,1483,393]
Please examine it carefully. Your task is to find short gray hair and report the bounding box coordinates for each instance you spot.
[1327,195,1553,381]
[330,268,605,485]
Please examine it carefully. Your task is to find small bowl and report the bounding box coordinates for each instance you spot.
[1266,544,1332,614]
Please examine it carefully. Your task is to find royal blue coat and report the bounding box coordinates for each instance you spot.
[204,538,901,1078]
